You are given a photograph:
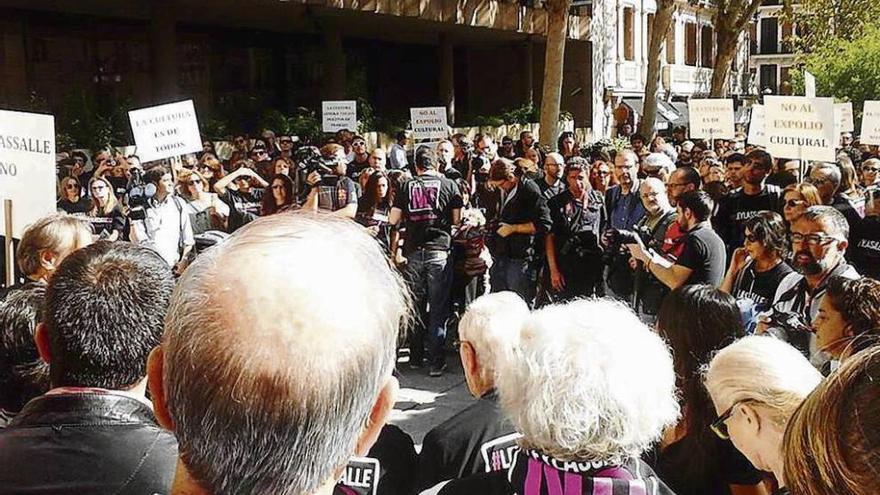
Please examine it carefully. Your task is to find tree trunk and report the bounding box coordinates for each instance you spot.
[639,1,677,138]
[539,0,572,149]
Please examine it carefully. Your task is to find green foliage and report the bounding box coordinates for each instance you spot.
[582,137,630,159]
[56,91,132,152]
[795,25,880,119]
[785,0,880,54]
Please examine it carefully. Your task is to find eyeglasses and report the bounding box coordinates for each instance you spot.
[710,400,753,440]
[790,232,839,246]
[807,176,831,186]
[784,199,806,208]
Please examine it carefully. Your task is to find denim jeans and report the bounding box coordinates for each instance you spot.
[489,256,538,307]
[403,249,453,367]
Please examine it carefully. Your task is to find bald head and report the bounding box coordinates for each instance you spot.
[152,212,410,495]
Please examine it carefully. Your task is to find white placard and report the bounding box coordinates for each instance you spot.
[322,100,358,133]
[860,101,880,145]
[747,104,767,147]
[410,107,449,140]
[0,109,56,238]
[805,71,817,98]
[688,99,735,139]
[128,100,202,163]
[765,96,836,162]
[834,102,854,135]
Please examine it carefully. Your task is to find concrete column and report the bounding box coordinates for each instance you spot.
[439,33,455,124]
[150,0,178,102]
[323,25,346,101]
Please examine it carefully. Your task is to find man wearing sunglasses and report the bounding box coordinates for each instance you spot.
[759,206,859,356]
[807,162,861,234]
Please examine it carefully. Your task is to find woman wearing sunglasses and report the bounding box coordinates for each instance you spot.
[859,158,880,189]
[645,285,764,495]
[86,176,125,241]
[178,169,229,233]
[56,176,90,215]
[704,336,822,495]
[781,183,822,224]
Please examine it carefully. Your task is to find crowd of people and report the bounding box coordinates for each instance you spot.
[0,121,879,495]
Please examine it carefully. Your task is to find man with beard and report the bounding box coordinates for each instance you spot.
[535,152,565,200]
[666,166,701,207]
[761,206,859,356]
[604,149,646,300]
[714,149,782,254]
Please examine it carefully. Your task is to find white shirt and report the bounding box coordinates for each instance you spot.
[389,143,408,170]
[132,194,195,267]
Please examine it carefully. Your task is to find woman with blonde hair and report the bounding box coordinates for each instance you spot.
[178,169,229,233]
[56,176,90,215]
[86,176,125,241]
[704,336,823,495]
[783,345,880,495]
[781,183,822,224]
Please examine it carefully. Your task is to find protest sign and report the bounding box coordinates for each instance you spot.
[322,100,358,133]
[688,99,735,139]
[747,104,767,147]
[860,101,880,145]
[834,102,855,135]
[765,96,835,162]
[0,109,56,239]
[410,107,449,140]
[128,100,202,163]
[805,71,817,98]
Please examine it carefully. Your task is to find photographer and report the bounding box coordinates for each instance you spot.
[604,149,646,301]
[129,166,195,274]
[628,190,726,290]
[545,158,607,301]
[303,143,359,219]
[760,206,859,356]
[486,159,552,305]
[631,178,682,324]
[214,163,269,232]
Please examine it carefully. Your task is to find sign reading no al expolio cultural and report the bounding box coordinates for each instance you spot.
[410,107,448,141]
[0,109,56,238]
[764,96,836,162]
[688,99,735,139]
[128,100,203,163]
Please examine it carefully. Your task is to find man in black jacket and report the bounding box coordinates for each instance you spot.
[0,241,178,494]
[486,159,552,306]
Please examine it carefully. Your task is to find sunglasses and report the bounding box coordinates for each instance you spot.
[65,183,79,189]
[271,185,285,190]
[744,233,760,243]
[187,180,201,186]
[784,199,806,208]
[863,167,879,173]
[353,141,366,147]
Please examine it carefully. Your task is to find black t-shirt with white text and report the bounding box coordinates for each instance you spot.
[713,185,781,251]
[733,260,794,314]
[222,188,263,232]
[87,205,126,239]
[850,215,880,279]
[393,173,463,253]
[677,223,727,287]
[57,197,91,216]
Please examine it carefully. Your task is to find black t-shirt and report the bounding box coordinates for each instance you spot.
[393,173,463,253]
[57,197,91,215]
[347,157,371,179]
[677,223,727,287]
[850,216,880,279]
[713,185,781,251]
[490,179,552,260]
[547,190,607,257]
[733,260,794,314]
[536,178,565,201]
[356,199,392,250]
[335,424,417,495]
[87,205,126,239]
[222,188,264,232]
[415,391,518,492]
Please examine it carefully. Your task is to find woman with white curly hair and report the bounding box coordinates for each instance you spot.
[438,299,680,495]
[704,336,822,495]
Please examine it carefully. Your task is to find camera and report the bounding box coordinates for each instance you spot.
[294,146,340,186]
[125,167,156,221]
[764,307,811,334]
[605,225,654,250]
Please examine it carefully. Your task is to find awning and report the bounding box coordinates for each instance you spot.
[621,98,686,131]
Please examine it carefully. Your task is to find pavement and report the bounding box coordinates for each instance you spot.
[390,350,472,447]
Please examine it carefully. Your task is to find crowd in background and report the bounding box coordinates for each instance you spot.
[0,120,879,495]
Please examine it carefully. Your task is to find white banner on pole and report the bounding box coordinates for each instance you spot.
[834,102,855,135]
[860,101,880,146]
[687,99,735,139]
[322,100,358,133]
[804,71,817,98]
[0,109,56,239]
[410,107,449,141]
[765,96,836,162]
[128,100,202,163]
[747,104,767,147]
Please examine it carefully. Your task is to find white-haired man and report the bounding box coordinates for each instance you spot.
[416,292,529,492]
[147,213,410,495]
[438,299,679,495]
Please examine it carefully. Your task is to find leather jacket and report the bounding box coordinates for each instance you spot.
[0,391,178,494]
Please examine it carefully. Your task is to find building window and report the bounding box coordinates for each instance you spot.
[760,17,778,54]
[749,22,757,55]
[685,22,697,66]
[623,7,635,61]
[666,27,676,64]
[700,25,713,67]
[760,64,778,94]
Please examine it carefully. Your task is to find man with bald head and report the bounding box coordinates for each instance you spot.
[147,212,411,495]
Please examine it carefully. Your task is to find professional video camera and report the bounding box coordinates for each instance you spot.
[763,306,812,334]
[294,146,340,185]
[125,167,156,221]
[605,225,656,251]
